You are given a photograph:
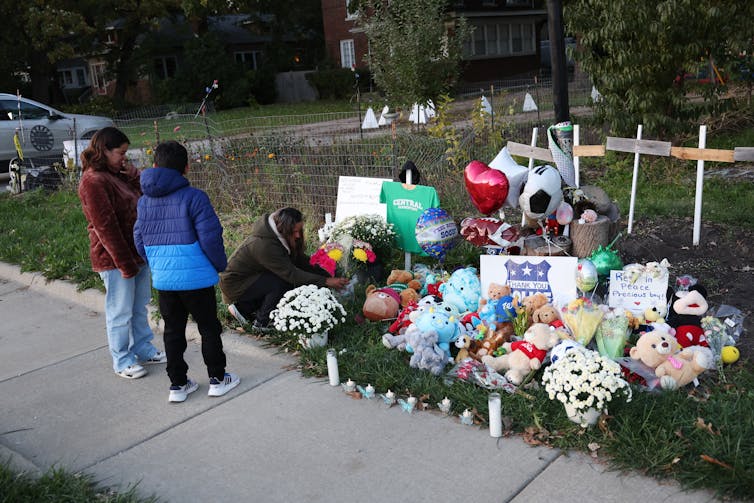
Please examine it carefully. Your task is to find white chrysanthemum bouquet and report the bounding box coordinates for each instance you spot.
[542,346,632,424]
[270,284,347,339]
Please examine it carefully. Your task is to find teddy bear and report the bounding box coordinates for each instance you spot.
[362,286,401,322]
[382,298,460,358]
[667,284,709,348]
[629,328,714,390]
[385,269,422,308]
[519,293,549,328]
[481,323,560,385]
[475,283,516,329]
[469,322,515,359]
[531,304,563,329]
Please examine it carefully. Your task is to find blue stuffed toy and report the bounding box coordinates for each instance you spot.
[439,267,482,314]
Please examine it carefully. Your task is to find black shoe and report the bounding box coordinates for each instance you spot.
[252,320,272,333]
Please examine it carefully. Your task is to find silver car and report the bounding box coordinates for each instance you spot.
[1,93,113,179]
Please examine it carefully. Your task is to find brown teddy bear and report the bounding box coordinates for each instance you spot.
[386,269,422,308]
[481,323,560,385]
[629,328,714,390]
[362,286,401,322]
[519,293,549,327]
[531,304,562,328]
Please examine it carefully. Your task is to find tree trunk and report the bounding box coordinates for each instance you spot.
[570,215,610,258]
[29,51,53,103]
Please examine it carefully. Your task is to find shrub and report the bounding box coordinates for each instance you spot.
[306,68,357,100]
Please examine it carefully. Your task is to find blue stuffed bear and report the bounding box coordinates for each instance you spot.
[439,267,482,315]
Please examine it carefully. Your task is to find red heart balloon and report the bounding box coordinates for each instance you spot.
[463,160,509,215]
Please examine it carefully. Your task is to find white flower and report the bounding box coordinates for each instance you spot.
[542,346,632,416]
[270,285,347,347]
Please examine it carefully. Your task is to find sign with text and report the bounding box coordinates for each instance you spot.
[608,270,668,316]
[480,255,578,306]
[335,176,391,221]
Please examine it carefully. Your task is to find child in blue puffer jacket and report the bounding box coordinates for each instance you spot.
[134,141,240,403]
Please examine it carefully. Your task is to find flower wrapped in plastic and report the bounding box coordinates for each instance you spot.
[542,345,632,426]
[594,307,630,359]
[270,285,347,343]
[328,214,396,263]
[309,242,345,277]
[560,297,605,347]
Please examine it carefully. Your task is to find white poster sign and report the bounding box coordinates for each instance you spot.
[335,176,391,221]
[608,270,668,316]
[480,255,578,306]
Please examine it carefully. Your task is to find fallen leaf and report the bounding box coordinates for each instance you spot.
[695,417,720,435]
[700,454,733,470]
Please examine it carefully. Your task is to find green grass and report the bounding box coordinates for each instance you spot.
[1,122,753,501]
[0,461,157,503]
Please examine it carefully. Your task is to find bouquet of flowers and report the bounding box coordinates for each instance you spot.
[594,307,630,359]
[309,242,345,276]
[328,214,396,262]
[560,297,604,347]
[542,346,632,426]
[270,285,347,340]
[351,239,377,266]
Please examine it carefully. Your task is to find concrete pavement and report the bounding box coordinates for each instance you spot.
[0,262,722,503]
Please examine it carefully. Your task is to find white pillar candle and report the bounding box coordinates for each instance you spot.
[488,392,502,437]
[326,349,339,386]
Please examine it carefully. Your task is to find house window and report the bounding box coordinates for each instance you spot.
[235,51,262,70]
[58,70,73,87]
[466,21,536,59]
[345,0,357,21]
[90,62,108,94]
[153,56,177,80]
[76,68,87,87]
[340,39,355,69]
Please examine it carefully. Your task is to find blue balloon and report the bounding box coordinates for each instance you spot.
[415,208,458,262]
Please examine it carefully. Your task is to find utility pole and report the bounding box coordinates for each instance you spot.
[547,0,569,123]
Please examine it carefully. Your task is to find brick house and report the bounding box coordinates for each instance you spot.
[321,0,549,85]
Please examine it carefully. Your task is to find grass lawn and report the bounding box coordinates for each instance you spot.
[0,113,753,501]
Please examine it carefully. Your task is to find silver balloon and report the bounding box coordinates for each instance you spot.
[576,258,599,293]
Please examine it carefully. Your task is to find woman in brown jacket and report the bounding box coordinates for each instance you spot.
[220,207,348,331]
[78,127,165,379]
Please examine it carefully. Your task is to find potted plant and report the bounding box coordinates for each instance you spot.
[541,345,632,427]
[270,285,347,349]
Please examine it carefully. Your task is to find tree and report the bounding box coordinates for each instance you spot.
[355,0,470,110]
[0,0,91,102]
[565,0,754,137]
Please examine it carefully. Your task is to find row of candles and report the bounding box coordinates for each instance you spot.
[327,349,502,437]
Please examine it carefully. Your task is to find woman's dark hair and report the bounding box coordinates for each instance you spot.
[273,207,304,255]
[80,127,130,172]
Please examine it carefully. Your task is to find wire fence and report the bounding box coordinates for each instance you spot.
[12,78,600,226]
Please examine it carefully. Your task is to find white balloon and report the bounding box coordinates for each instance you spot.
[488,146,529,209]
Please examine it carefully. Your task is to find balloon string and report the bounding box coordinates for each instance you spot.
[607,232,623,250]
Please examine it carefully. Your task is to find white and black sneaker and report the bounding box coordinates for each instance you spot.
[115,364,147,379]
[141,350,167,364]
[169,378,199,403]
[228,304,248,325]
[208,373,240,397]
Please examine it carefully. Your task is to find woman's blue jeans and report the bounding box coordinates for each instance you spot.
[99,265,157,372]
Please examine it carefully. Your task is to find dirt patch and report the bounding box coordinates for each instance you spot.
[615,217,754,359]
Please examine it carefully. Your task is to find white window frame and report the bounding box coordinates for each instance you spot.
[234,51,262,70]
[466,21,536,59]
[340,39,355,69]
[90,62,108,94]
[345,0,357,21]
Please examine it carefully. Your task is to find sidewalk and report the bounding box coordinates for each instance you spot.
[0,262,721,503]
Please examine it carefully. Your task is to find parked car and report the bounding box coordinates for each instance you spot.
[1,93,113,179]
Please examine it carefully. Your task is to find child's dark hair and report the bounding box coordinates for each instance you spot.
[154,141,188,173]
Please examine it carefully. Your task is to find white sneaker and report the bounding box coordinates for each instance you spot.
[228,304,248,324]
[169,378,199,403]
[208,373,240,397]
[141,350,167,364]
[116,364,147,379]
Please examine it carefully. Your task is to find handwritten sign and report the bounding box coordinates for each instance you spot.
[335,176,391,221]
[480,255,578,306]
[608,270,668,316]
